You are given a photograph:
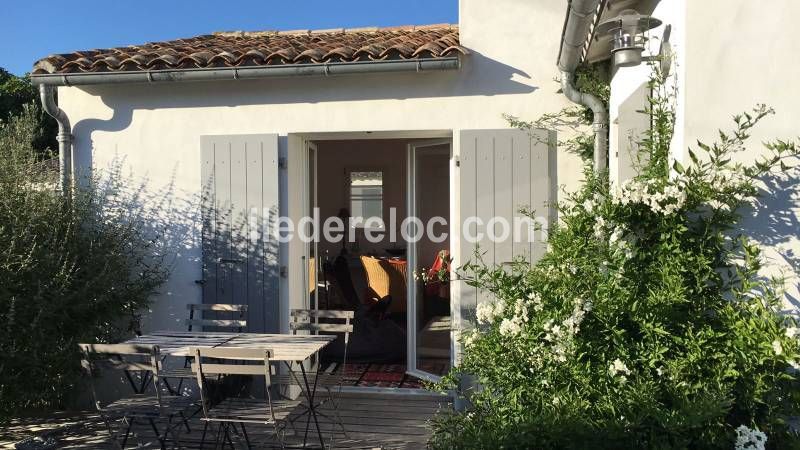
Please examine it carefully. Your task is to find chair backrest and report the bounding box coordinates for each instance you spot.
[360,256,407,313]
[289,309,354,344]
[78,343,162,410]
[186,303,248,332]
[191,347,273,377]
[190,347,275,423]
[360,256,390,299]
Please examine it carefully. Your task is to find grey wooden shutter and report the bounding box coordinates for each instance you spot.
[201,134,280,333]
[458,128,556,323]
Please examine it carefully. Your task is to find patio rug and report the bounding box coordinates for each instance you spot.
[337,363,428,388]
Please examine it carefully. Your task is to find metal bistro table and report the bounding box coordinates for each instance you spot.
[127,330,336,448]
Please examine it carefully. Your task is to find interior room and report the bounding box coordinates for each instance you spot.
[308,138,451,387]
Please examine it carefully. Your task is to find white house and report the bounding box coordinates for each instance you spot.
[30,0,799,388]
[32,0,579,384]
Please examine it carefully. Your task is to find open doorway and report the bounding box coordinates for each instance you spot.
[305,137,451,388]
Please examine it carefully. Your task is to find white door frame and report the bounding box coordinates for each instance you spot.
[287,131,455,387]
[303,140,319,312]
[406,139,453,383]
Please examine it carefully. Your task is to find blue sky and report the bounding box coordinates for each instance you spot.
[1,0,458,76]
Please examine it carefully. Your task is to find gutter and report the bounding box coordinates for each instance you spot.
[557,0,608,173]
[39,85,72,194]
[30,57,462,87]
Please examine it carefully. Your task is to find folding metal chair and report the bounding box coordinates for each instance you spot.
[78,343,193,449]
[161,303,248,395]
[282,309,354,447]
[192,347,300,449]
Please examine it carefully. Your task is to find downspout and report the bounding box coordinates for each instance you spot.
[558,0,608,173]
[39,85,72,194]
[561,72,608,172]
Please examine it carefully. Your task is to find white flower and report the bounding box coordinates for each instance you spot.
[610,226,638,260]
[594,216,606,239]
[735,425,767,450]
[551,343,568,362]
[772,340,783,356]
[583,199,593,212]
[609,227,624,244]
[514,298,530,322]
[476,301,502,325]
[611,178,686,215]
[499,317,523,336]
[608,358,631,378]
[463,332,478,348]
[707,199,731,212]
[528,292,544,312]
[785,327,799,339]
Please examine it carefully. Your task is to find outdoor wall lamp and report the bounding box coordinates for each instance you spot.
[596,9,662,67]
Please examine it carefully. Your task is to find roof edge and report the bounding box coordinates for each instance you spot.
[30,57,463,87]
[212,23,458,37]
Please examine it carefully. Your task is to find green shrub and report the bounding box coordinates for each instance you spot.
[431,68,800,449]
[0,68,57,154]
[0,105,169,418]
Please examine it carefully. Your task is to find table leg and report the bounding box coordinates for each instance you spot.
[286,359,325,448]
[300,364,325,448]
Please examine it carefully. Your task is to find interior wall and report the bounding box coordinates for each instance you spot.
[315,139,408,257]
[314,139,451,274]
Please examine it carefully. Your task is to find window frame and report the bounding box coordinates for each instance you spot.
[346,167,385,230]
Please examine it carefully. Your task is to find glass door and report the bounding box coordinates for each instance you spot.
[407,140,452,381]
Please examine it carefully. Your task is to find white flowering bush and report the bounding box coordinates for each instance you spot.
[430,69,800,449]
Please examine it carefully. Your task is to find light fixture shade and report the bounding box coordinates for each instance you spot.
[596,9,662,67]
[613,47,645,67]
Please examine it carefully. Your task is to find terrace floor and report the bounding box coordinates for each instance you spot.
[2,390,450,449]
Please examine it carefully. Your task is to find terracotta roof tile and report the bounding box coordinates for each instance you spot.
[32,24,466,74]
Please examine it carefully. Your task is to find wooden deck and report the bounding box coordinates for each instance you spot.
[2,390,450,449]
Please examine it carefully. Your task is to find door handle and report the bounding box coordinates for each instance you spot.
[217,258,243,264]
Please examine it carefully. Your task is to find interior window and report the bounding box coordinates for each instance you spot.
[349,170,384,228]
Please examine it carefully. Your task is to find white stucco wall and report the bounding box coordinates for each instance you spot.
[608,63,650,186]
[682,0,800,310]
[57,0,579,332]
[608,0,800,309]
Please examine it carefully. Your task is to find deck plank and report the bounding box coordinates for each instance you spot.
[4,391,451,449]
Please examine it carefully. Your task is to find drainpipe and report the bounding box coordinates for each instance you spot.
[39,85,72,193]
[561,72,608,172]
[557,0,608,173]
